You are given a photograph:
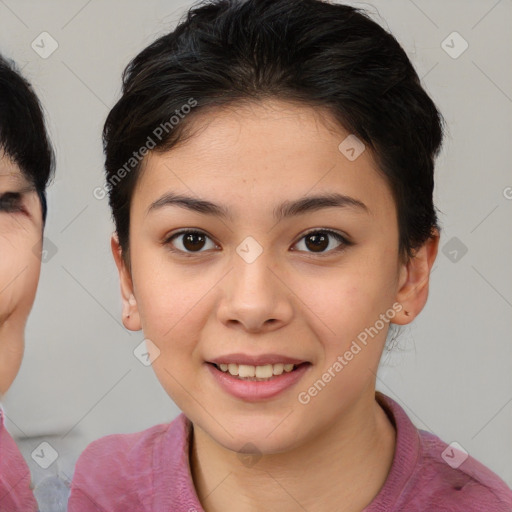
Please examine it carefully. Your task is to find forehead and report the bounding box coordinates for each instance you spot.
[136,100,393,214]
[0,152,31,187]
[173,99,352,160]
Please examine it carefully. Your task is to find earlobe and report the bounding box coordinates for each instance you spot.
[110,233,142,331]
[393,229,440,325]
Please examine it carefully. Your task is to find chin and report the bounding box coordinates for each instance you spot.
[198,415,305,455]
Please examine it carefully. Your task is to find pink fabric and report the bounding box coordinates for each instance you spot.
[68,392,512,511]
[0,409,38,512]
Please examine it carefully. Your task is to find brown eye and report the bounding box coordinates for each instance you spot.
[0,192,24,213]
[293,230,351,255]
[164,228,352,258]
[165,230,217,255]
[304,232,330,252]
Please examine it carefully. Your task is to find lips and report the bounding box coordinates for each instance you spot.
[206,359,312,400]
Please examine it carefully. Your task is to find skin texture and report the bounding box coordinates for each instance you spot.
[0,153,43,397]
[112,99,439,512]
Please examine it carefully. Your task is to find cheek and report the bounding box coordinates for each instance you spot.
[132,262,213,409]
[131,249,208,352]
[295,265,391,335]
[0,231,41,319]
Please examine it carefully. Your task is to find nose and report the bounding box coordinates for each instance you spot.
[216,248,294,334]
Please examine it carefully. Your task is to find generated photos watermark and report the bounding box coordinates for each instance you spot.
[297,302,403,405]
[93,97,198,200]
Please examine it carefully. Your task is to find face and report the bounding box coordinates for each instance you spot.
[113,99,438,454]
[0,153,43,397]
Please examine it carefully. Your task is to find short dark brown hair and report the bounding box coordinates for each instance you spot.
[103,0,444,263]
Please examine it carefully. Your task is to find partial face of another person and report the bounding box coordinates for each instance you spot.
[113,99,437,454]
[0,152,43,396]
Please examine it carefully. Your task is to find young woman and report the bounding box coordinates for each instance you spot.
[0,54,54,512]
[69,0,512,510]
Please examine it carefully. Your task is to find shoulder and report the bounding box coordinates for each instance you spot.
[68,416,185,512]
[407,429,512,511]
[0,414,38,512]
[74,420,173,467]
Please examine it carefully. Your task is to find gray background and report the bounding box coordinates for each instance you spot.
[0,0,511,491]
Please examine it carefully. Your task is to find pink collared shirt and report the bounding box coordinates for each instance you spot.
[68,392,512,511]
[0,408,38,512]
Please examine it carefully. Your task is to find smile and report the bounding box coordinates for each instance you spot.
[206,361,312,400]
[214,362,297,380]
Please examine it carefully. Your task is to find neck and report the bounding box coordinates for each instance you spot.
[190,389,396,512]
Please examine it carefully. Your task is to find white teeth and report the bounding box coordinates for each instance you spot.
[238,365,255,378]
[215,362,298,378]
[255,364,273,378]
[273,363,284,375]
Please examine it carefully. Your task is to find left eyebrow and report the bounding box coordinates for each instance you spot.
[147,191,370,221]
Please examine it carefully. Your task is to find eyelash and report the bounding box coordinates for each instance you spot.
[0,192,25,214]
[163,228,353,258]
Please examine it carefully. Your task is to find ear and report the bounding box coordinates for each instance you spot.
[392,228,440,325]
[111,233,142,331]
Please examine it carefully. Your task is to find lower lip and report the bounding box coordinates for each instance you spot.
[206,362,311,401]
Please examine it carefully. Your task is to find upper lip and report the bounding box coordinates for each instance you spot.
[208,353,308,366]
